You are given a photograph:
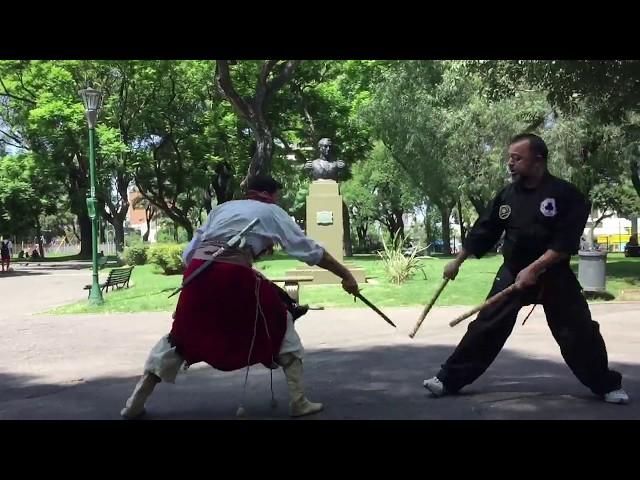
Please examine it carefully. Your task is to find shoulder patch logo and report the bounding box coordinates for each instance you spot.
[499,204,511,220]
[540,198,557,217]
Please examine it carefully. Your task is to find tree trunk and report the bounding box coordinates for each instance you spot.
[394,210,405,240]
[99,221,105,245]
[143,206,154,242]
[67,163,93,257]
[342,201,352,257]
[211,161,235,205]
[70,222,80,244]
[398,212,405,240]
[113,222,125,252]
[78,214,92,258]
[245,127,274,187]
[356,224,368,250]
[35,216,44,258]
[457,198,466,243]
[215,60,300,189]
[424,219,432,247]
[203,189,213,214]
[631,157,640,200]
[176,217,193,240]
[384,210,405,242]
[100,173,130,253]
[440,205,452,255]
[423,205,433,248]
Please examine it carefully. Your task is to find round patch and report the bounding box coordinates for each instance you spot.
[498,205,511,220]
[540,198,557,217]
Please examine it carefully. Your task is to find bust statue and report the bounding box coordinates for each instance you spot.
[304,138,346,181]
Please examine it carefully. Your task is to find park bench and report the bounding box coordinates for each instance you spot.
[83,266,134,297]
[268,275,314,303]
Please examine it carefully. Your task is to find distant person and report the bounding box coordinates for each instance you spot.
[579,235,588,251]
[1,240,10,272]
[624,234,639,257]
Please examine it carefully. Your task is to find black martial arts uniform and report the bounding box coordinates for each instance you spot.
[437,172,622,396]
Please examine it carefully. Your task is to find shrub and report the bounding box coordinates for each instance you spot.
[122,244,149,266]
[377,230,424,284]
[148,244,185,275]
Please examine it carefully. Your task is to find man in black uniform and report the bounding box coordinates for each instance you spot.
[423,133,629,404]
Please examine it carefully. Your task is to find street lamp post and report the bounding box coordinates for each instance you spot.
[78,87,104,305]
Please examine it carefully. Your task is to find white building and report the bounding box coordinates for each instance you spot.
[126,188,160,242]
[585,211,638,252]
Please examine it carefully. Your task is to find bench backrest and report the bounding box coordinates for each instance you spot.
[106,266,134,284]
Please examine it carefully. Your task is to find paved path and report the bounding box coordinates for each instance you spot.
[1,262,639,420]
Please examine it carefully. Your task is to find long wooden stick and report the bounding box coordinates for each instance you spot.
[409,278,450,338]
[449,284,518,327]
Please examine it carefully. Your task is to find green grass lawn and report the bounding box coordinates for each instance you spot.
[599,254,640,298]
[45,252,640,315]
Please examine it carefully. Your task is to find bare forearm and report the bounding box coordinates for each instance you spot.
[443,248,471,280]
[317,250,351,280]
[453,248,471,266]
[528,249,569,274]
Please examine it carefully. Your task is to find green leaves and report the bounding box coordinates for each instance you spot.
[342,141,422,241]
[0,153,63,236]
[378,229,424,285]
[2,59,638,251]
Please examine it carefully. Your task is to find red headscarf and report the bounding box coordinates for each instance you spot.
[245,190,277,204]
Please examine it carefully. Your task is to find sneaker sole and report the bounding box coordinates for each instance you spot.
[604,398,629,405]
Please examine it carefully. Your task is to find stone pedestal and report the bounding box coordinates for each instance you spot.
[286,180,366,284]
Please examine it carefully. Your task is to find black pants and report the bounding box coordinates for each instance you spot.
[273,283,297,309]
[437,264,622,396]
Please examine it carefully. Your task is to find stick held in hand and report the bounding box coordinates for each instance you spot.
[409,278,450,338]
[449,284,518,327]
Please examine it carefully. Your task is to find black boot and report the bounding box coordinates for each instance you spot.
[290,303,309,321]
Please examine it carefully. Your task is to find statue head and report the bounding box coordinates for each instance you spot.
[318,138,333,161]
[306,137,345,181]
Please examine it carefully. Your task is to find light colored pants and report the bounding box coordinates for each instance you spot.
[144,313,303,383]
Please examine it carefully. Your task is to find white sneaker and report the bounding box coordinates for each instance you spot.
[423,377,446,397]
[604,389,630,404]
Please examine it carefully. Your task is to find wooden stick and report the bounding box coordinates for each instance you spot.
[409,278,450,338]
[449,284,518,327]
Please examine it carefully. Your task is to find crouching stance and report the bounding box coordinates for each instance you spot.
[121,176,358,419]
